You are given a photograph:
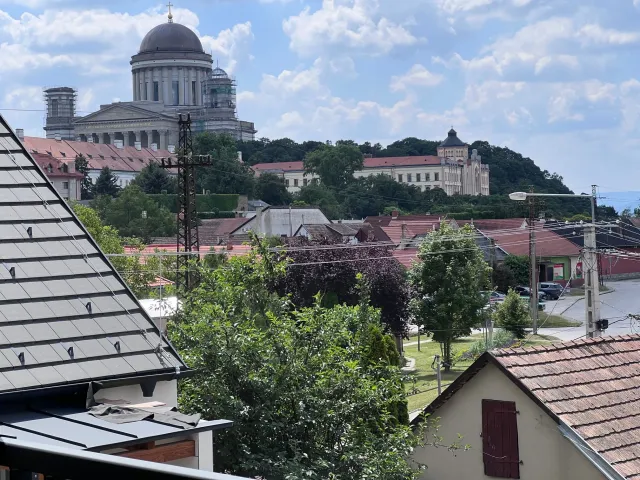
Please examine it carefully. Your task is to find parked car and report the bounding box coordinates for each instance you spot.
[538,282,565,300]
[482,291,506,304]
[514,286,546,300]
[519,296,546,311]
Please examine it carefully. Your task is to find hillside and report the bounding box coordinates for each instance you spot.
[238,136,573,197]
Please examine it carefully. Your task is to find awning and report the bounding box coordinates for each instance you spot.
[0,405,232,452]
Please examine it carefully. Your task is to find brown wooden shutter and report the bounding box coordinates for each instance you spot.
[482,399,520,479]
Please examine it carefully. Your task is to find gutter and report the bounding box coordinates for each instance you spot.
[558,423,625,480]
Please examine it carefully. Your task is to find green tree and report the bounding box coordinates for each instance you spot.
[74,155,93,200]
[494,289,529,338]
[294,184,343,219]
[170,241,423,479]
[193,132,254,194]
[303,143,364,189]
[409,224,491,371]
[131,162,177,194]
[102,185,175,243]
[253,172,292,205]
[93,167,121,197]
[503,255,530,285]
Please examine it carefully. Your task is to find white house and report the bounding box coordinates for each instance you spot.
[230,206,330,238]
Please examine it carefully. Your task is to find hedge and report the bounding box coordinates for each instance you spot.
[198,211,236,219]
[149,194,239,213]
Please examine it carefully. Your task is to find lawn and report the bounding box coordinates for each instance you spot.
[403,333,560,413]
[536,314,581,328]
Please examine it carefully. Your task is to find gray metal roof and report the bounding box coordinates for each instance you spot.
[0,405,231,451]
[0,114,187,394]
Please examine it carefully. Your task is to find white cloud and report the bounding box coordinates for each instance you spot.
[434,0,495,15]
[282,0,420,57]
[200,22,254,74]
[389,64,443,92]
[0,43,72,72]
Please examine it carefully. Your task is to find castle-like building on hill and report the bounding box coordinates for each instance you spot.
[252,128,490,196]
[43,6,256,150]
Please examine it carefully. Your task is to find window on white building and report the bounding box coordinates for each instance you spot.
[62,182,69,189]
[294,179,299,187]
[416,173,421,182]
[303,178,308,186]
[407,173,412,182]
[398,174,403,182]
[285,179,290,187]
[435,173,439,181]
[426,173,430,181]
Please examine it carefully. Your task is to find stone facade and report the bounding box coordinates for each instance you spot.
[57,15,256,146]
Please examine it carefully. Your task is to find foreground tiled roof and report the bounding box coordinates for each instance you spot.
[494,336,640,479]
[457,218,528,231]
[0,116,185,394]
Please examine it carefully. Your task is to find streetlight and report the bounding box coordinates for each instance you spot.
[508,192,595,223]
[508,187,601,338]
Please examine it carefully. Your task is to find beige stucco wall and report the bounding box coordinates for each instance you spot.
[411,363,604,480]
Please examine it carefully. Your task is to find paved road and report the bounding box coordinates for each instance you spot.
[539,280,640,341]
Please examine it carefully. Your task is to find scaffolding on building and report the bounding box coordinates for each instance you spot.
[43,87,78,139]
[189,67,241,139]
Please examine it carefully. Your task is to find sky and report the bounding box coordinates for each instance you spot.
[1,0,640,198]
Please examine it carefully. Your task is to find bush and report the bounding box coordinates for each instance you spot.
[493,289,529,338]
[462,330,517,360]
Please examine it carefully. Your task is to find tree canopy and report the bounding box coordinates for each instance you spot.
[92,167,120,197]
[303,143,364,190]
[253,172,292,206]
[274,237,410,335]
[131,162,177,194]
[74,155,93,200]
[93,185,175,243]
[170,240,422,479]
[409,224,491,370]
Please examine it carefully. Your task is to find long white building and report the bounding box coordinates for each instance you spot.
[252,129,490,196]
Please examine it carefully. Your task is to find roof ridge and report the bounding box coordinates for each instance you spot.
[494,334,640,356]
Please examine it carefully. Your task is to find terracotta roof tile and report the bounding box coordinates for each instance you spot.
[493,335,640,478]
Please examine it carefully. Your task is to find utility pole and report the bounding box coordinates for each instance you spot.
[584,186,602,338]
[584,225,601,338]
[527,188,539,334]
[433,355,442,396]
[159,114,212,292]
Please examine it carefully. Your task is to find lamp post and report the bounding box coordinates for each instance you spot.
[509,188,600,338]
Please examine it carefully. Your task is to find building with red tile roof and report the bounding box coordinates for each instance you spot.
[411,335,640,480]
[21,135,176,189]
[251,128,490,196]
[32,152,84,200]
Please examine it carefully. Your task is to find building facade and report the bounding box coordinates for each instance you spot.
[32,152,83,200]
[44,8,256,147]
[252,129,490,196]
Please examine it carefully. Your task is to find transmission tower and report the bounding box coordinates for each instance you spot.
[160,114,212,291]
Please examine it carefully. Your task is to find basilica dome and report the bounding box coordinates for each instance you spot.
[138,22,204,54]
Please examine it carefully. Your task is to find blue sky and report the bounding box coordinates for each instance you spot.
[2,0,640,199]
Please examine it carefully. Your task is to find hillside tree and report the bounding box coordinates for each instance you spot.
[253,172,292,206]
[131,162,177,194]
[74,154,93,200]
[409,224,491,370]
[304,143,364,190]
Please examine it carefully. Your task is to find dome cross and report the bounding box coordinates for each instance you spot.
[167,2,174,23]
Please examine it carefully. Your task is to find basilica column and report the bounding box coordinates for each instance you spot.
[132,72,136,101]
[145,130,154,148]
[146,69,152,101]
[196,69,202,106]
[97,133,105,144]
[162,67,169,104]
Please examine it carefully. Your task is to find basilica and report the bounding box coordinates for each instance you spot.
[44,7,256,150]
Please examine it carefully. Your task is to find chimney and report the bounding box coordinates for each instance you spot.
[87,137,94,143]
[391,210,399,219]
[167,145,175,153]
[150,143,158,151]
[237,151,243,162]
[15,129,24,140]
[400,223,408,250]
[134,141,142,151]
[54,134,61,141]
[114,140,124,149]
[363,153,373,158]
